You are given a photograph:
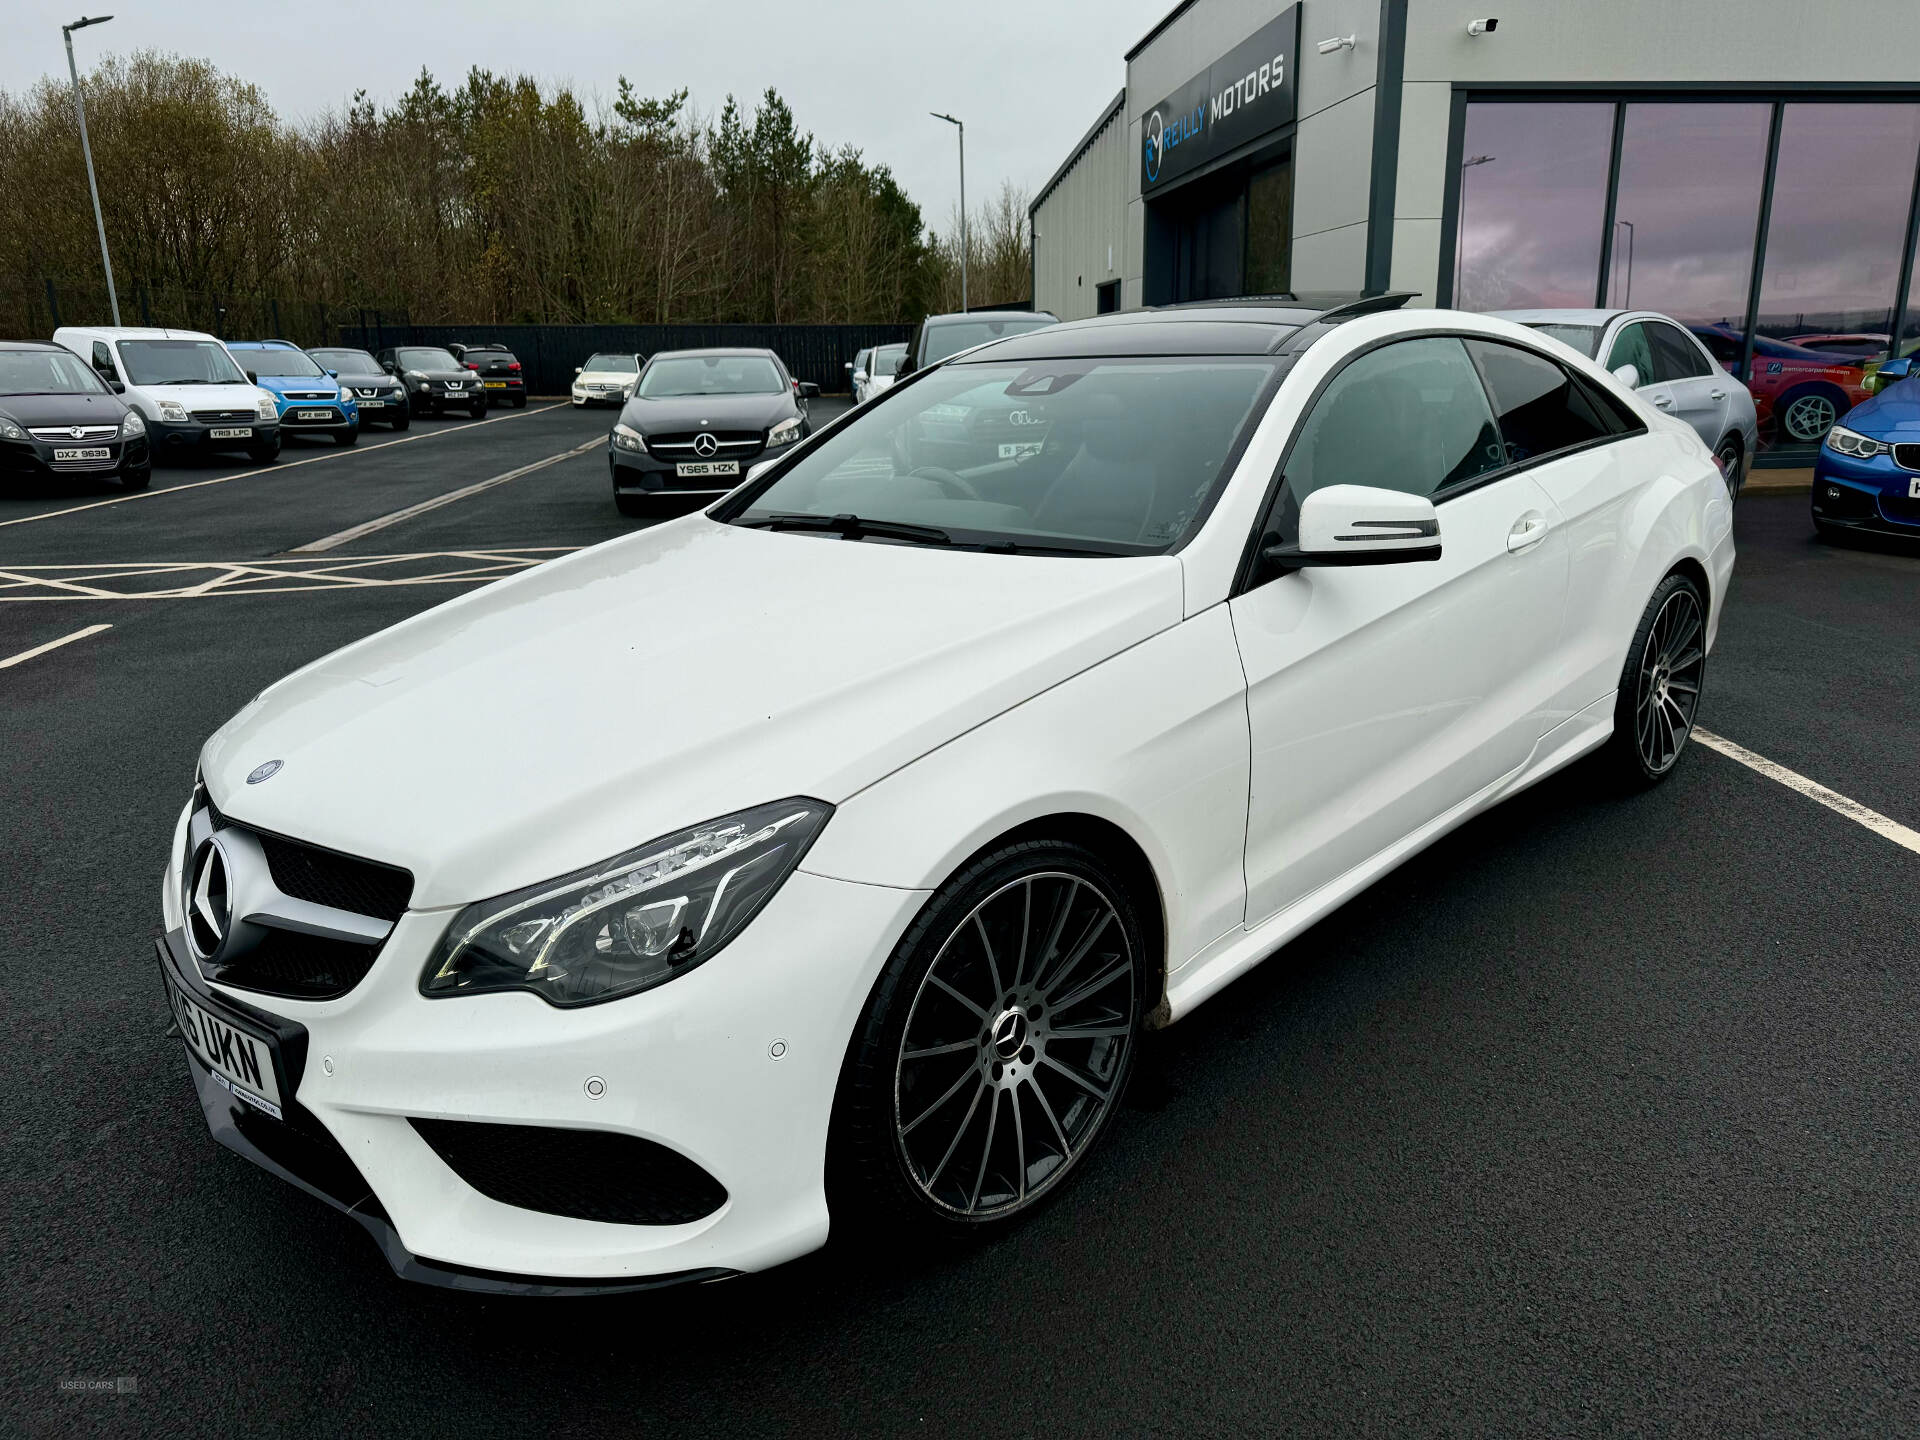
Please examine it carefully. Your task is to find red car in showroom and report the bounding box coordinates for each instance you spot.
[1691,324,1871,445]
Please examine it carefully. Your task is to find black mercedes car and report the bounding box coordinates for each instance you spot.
[448,342,527,408]
[374,345,487,420]
[309,346,409,430]
[609,348,809,515]
[0,340,151,491]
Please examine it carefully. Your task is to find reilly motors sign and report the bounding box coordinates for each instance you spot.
[1140,5,1300,193]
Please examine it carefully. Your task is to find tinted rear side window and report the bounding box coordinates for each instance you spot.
[1650,323,1712,380]
[1467,340,1614,466]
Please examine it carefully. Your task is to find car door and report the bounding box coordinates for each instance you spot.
[1230,335,1569,927]
[1646,319,1728,449]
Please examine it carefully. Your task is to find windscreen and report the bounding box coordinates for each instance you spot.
[234,347,324,378]
[873,345,907,377]
[0,349,111,395]
[922,316,1055,365]
[397,348,461,371]
[1523,323,1603,358]
[584,353,640,373]
[731,356,1276,554]
[117,339,248,386]
[312,349,383,375]
[639,355,785,397]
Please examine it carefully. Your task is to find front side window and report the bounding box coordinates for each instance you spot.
[1467,339,1617,464]
[0,349,112,396]
[728,356,1277,554]
[1649,323,1712,381]
[1281,337,1503,522]
[234,347,324,379]
[1606,322,1657,383]
[639,355,785,397]
[116,339,248,386]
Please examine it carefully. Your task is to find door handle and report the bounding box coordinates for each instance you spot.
[1652,393,1674,408]
[1710,388,1727,400]
[1507,512,1550,553]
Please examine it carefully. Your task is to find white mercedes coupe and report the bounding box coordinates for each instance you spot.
[158,296,1735,1294]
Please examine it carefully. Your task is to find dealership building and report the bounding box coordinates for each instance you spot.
[1030,0,1920,457]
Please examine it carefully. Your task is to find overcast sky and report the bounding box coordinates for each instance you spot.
[7,0,1166,233]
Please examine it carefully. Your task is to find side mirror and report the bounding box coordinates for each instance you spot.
[1877,357,1912,383]
[744,459,774,483]
[325,369,338,378]
[799,381,820,399]
[382,362,396,373]
[109,379,125,394]
[1262,485,1441,569]
[245,370,258,384]
[1612,363,1640,389]
[574,366,583,374]
[843,361,853,372]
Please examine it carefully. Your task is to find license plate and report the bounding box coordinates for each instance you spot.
[296,409,331,421]
[208,427,252,439]
[484,381,506,389]
[358,397,384,407]
[54,446,111,461]
[998,441,1044,459]
[162,964,284,1118]
[676,461,740,478]
[1910,478,1920,499]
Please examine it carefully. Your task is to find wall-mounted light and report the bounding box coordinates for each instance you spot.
[1316,34,1357,54]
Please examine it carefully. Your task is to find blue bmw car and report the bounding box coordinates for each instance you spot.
[1812,356,1920,541]
[228,340,360,446]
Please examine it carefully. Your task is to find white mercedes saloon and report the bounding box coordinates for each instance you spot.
[159,296,1736,1294]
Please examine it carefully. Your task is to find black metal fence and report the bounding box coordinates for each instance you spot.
[2,275,410,350]
[332,322,914,395]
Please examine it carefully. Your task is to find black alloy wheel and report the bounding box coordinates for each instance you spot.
[1607,571,1708,784]
[1714,436,1743,501]
[833,839,1145,1235]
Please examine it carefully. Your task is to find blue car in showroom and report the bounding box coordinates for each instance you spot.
[1812,356,1920,541]
[227,340,360,446]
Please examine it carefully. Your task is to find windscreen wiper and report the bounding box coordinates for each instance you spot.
[739,512,953,546]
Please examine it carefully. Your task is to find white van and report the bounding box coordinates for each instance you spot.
[53,326,283,464]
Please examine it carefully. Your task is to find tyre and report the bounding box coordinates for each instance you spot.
[119,468,151,492]
[335,424,360,447]
[1713,434,1743,502]
[1603,571,1708,786]
[469,401,487,420]
[390,409,410,432]
[1776,384,1845,445]
[614,492,648,517]
[512,393,527,409]
[830,839,1145,1240]
[247,441,279,465]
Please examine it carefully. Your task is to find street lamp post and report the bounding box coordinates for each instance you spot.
[63,14,121,326]
[1454,154,1495,307]
[931,111,966,312]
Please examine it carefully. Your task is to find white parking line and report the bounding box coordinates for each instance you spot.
[288,436,606,553]
[0,623,112,669]
[1693,728,1920,856]
[0,402,566,532]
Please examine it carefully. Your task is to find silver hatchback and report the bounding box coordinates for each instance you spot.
[1492,308,1760,498]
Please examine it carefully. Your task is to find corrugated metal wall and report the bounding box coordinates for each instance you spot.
[333,322,913,396]
[1033,105,1131,322]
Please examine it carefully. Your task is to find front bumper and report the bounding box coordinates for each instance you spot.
[346,388,408,420]
[410,386,484,412]
[1812,449,1920,535]
[159,806,927,1287]
[1,433,150,482]
[572,385,632,406]
[610,441,769,497]
[275,403,357,436]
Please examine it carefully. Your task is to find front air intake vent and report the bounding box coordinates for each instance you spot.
[409,1119,728,1225]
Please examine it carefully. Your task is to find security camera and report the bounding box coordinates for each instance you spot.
[1316,34,1356,54]
[1466,17,1499,35]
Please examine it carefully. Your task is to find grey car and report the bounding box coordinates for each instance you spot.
[1493,309,1759,498]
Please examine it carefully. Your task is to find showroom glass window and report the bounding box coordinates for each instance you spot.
[1607,104,1770,324]
[1455,103,1613,310]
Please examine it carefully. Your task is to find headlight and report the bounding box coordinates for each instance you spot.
[336,388,355,406]
[766,416,804,448]
[255,397,278,420]
[421,798,831,1007]
[404,369,426,383]
[120,409,146,437]
[611,422,646,452]
[157,400,190,422]
[0,419,24,441]
[1827,424,1887,458]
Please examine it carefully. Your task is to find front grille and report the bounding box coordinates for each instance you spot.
[285,391,331,401]
[1891,442,1920,471]
[410,1119,728,1225]
[191,408,256,425]
[29,425,118,441]
[198,798,413,999]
